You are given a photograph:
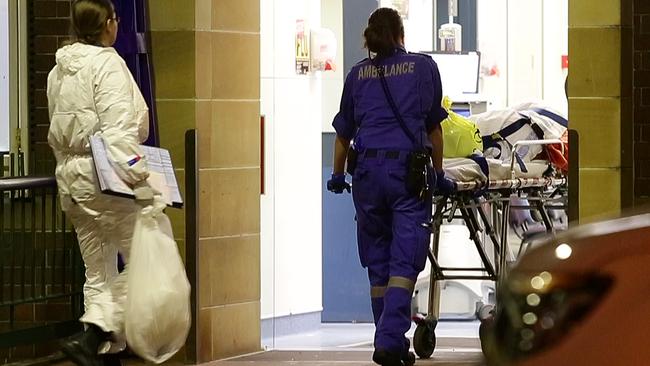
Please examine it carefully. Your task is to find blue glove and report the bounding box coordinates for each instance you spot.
[327,173,351,194]
[435,170,456,195]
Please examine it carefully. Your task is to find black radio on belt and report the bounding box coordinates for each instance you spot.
[406,150,431,199]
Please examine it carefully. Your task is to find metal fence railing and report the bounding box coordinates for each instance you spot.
[0,133,198,361]
[0,176,84,359]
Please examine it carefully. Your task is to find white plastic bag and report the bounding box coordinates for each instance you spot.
[125,198,191,364]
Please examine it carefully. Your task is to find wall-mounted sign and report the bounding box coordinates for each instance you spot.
[295,19,310,75]
[310,27,337,72]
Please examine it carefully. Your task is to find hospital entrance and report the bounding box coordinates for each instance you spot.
[260,0,568,362]
[1,0,646,362]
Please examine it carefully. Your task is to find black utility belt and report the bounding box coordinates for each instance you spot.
[346,147,431,200]
[362,149,404,159]
[347,149,406,174]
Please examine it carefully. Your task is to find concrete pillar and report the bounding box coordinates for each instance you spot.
[149,0,261,362]
[568,0,634,220]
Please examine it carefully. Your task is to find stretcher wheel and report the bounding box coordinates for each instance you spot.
[413,321,436,359]
[479,314,495,359]
[479,319,489,355]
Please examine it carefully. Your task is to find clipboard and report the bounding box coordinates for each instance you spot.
[89,135,184,208]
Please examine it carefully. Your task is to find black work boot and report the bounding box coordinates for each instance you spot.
[373,349,405,366]
[60,324,107,366]
[402,339,416,366]
[402,351,416,366]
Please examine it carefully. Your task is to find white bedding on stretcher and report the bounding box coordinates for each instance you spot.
[443,158,550,183]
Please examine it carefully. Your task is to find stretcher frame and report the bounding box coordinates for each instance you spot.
[412,140,567,359]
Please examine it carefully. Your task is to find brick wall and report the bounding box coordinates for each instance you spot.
[29,0,72,175]
[0,204,83,360]
[0,1,82,360]
[635,0,650,205]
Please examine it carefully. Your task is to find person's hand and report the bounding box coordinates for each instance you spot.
[327,173,351,194]
[435,170,456,195]
[133,181,160,205]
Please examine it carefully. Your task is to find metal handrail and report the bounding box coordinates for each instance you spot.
[0,175,84,351]
[0,176,56,190]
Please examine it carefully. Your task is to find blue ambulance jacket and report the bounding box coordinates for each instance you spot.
[332,47,447,151]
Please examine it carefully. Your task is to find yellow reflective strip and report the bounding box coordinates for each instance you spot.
[387,276,415,293]
[371,286,387,298]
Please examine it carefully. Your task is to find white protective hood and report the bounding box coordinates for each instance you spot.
[47,43,149,206]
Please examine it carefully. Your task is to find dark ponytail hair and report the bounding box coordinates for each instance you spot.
[363,7,404,57]
[71,0,114,45]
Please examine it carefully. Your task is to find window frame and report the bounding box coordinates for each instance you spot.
[6,0,29,171]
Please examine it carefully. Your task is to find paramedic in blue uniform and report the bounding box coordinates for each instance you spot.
[326,8,454,366]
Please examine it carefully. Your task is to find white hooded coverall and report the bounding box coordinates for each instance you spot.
[47,43,149,353]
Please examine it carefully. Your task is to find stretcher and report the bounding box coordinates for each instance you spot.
[411,140,567,359]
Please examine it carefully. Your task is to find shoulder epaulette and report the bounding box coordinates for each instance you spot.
[408,52,433,59]
[354,58,370,66]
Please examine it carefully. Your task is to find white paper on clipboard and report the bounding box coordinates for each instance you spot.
[89,135,183,208]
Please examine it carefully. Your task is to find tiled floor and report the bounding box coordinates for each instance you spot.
[244,322,484,365]
[52,322,484,366]
[265,322,480,350]
[214,350,485,365]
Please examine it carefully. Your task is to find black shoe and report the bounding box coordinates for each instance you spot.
[402,338,416,366]
[373,349,405,366]
[402,351,416,366]
[102,354,122,366]
[59,325,106,366]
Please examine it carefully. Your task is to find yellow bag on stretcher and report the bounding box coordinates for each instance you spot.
[440,96,483,158]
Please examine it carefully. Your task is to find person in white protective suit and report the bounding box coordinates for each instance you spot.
[46,1,156,365]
